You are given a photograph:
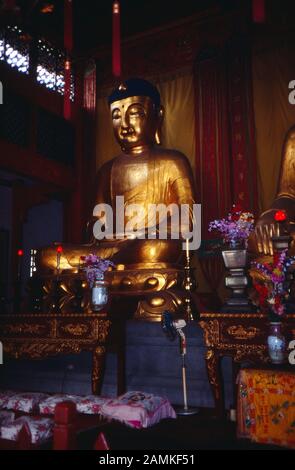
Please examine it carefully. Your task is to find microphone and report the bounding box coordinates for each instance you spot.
[161,311,186,338]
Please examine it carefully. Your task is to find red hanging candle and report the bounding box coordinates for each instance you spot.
[274,210,287,223]
[17,248,23,280]
[64,0,73,120]
[64,58,71,120]
[56,245,63,273]
[252,0,265,23]
[112,1,121,77]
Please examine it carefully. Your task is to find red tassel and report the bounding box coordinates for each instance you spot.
[252,0,265,23]
[112,1,121,77]
[64,0,73,120]
[64,59,71,120]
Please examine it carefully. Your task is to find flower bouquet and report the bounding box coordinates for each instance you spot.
[208,204,254,248]
[80,254,114,287]
[208,205,255,312]
[250,249,295,321]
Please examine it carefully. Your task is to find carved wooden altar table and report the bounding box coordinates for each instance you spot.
[0,313,111,395]
[199,312,295,418]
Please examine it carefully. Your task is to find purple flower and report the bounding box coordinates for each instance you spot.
[81,254,115,287]
[208,208,254,248]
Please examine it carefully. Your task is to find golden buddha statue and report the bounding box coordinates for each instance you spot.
[251,125,295,255]
[37,79,197,319]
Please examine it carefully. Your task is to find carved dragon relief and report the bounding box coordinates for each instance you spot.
[225,325,261,340]
[3,340,86,359]
[60,323,89,337]
[1,323,48,336]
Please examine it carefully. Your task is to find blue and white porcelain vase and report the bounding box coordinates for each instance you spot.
[267,322,286,364]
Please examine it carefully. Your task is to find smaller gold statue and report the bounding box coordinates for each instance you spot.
[251,125,295,255]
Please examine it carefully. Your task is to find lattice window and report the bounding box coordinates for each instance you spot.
[36,39,57,90]
[2,26,29,74]
[36,39,74,100]
[0,26,74,99]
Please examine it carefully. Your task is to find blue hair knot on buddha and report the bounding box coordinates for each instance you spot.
[108,78,160,109]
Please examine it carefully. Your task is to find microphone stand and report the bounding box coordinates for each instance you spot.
[162,312,198,416]
[173,323,198,416]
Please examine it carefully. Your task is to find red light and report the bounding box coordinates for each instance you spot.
[17,249,24,256]
[56,245,63,253]
[274,210,287,222]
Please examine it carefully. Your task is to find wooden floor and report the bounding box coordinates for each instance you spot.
[78,408,283,451]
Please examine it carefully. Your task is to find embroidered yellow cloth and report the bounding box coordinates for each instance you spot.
[237,368,295,448]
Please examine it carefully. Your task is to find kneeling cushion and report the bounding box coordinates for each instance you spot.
[39,394,83,415]
[1,416,53,444]
[6,392,49,413]
[100,391,176,429]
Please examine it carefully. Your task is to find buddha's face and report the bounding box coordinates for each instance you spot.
[110,96,159,152]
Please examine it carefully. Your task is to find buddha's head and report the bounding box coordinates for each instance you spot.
[108,78,164,154]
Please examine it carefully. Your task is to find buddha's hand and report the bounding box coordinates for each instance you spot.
[250,209,281,256]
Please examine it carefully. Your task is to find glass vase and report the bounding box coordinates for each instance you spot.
[267,322,286,364]
[91,279,109,312]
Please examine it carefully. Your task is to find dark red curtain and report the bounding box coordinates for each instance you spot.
[193,38,258,239]
[194,48,231,239]
[226,37,258,216]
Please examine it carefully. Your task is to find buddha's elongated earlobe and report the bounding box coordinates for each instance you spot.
[155,106,164,145]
